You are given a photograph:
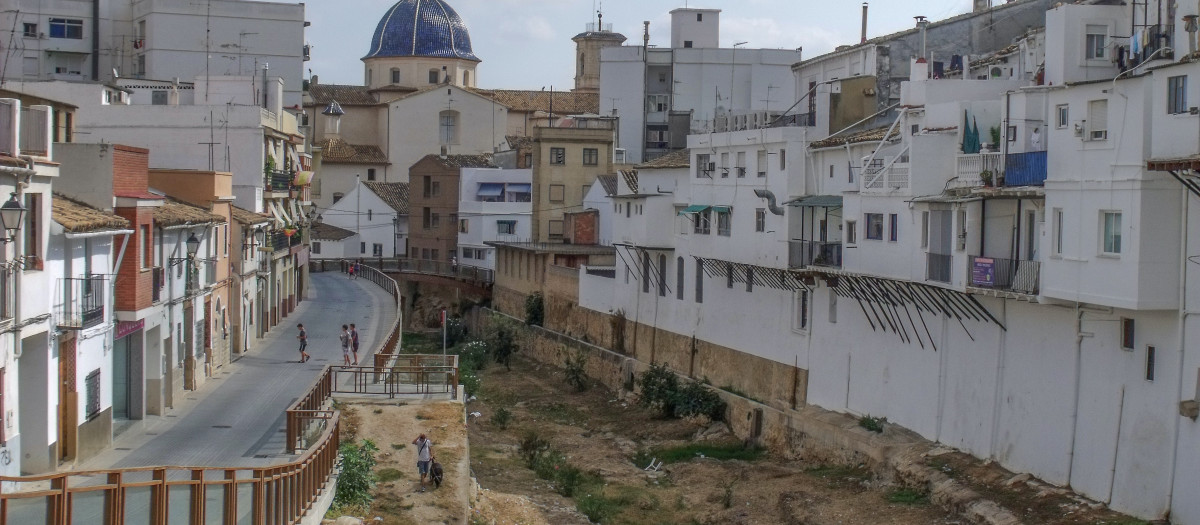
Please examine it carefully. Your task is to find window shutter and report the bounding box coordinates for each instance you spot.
[1088,100,1108,138]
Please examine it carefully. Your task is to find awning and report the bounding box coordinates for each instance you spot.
[789,195,843,208]
[507,183,532,193]
[477,183,504,197]
[266,201,286,227]
[710,205,732,214]
[678,205,710,215]
[293,170,314,186]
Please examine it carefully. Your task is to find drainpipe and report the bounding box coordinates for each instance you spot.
[1167,186,1189,513]
[92,0,100,80]
[1066,303,1092,484]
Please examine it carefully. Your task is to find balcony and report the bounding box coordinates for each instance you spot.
[926,253,952,283]
[152,267,164,303]
[862,162,910,192]
[56,276,106,330]
[1004,151,1047,186]
[271,232,289,252]
[266,170,292,193]
[788,240,843,269]
[953,152,1003,188]
[968,256,1040,295]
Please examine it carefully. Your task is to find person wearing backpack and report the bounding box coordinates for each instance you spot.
[412,433,434,492]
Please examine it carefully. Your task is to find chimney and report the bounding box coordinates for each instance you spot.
[911,57,930,81]
[861,3,869,44]
[973,0,989,12]
[1187,15,1199,55]
[915,16,929,60]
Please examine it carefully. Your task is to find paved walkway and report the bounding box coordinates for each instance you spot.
[78,271,396,471]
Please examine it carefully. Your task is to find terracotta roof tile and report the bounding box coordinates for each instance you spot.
[52,193,130,233]
[311,221,357,241]
[471,89,599,114]
[636,148,690,169]
[154,199,226,227]
[420,154,494,169]
[231,205,271,226]
[620,169,638,194]
[809,126,900,149]
[594,174,618,196]
[362,182,410,214]
[317,138,390,165]
[306,84,379,106]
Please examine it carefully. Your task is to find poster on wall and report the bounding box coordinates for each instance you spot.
[971,257,995,287]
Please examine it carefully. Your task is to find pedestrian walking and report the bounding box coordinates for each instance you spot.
[412,433,434,492]
[354,261,362,279]
[296,323,310,363]
[350,323,360,365]
[339,324,352,366]
[347,261,355,279]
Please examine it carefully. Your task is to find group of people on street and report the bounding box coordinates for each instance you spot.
[347,260,361,279]
[294,322,361,365]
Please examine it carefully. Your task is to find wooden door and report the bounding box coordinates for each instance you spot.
[58,337,77,462]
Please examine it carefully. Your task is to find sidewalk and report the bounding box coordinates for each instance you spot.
[74,271,397,471]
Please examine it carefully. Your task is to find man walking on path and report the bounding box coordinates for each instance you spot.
[412,433,434,492]
[350,323,360,365]
[296,324,310,363]
[339,325,352,366]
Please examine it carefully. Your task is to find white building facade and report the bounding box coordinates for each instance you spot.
[456,167,532,270]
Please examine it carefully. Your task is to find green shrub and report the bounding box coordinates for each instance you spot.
[519,432,551,468]
[334,439,379,507]
[673,380,726,421]
[576,492,618,523]
[637,363,680,418]
[525,292,545,326]
[445,316,467,346]
[635,442,765,465]
[489,325,517,370]
[490,407,513,429]
[858,415,886,433]
[564,349,589,391]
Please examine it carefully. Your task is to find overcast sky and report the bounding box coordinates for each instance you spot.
[302,0,976,90]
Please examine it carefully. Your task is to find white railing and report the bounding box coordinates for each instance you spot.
[0,100,15,157]
[862,162,910,192]
[953,153,1003,188]
[19,106,49,156]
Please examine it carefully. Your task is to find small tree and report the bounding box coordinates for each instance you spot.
[525,292,545,326]
[334,439,379,508]
[564,349,589,391]
[638,363,680,418]
[491,324,517,370]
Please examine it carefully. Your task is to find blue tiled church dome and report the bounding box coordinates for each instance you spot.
[365,0,480,61]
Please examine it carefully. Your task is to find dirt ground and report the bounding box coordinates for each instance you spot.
[328,400,471,525]
[466,356,961,525]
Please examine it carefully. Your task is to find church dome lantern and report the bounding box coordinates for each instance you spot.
[365,0,480,61]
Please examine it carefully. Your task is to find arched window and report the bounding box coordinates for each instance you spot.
[439,110,459,145]
[676,257,684,300]
[579,53,585,75]
[390,68,401,84]
[463,70,470,86]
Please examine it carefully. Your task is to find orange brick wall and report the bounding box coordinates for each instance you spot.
[114,212,153,313]
[113,145,150,196]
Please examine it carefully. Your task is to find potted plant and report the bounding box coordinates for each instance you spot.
[980,169,994,187]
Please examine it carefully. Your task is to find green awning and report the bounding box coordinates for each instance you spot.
[710,205,732,214]
[678,205,710,215]
[789,195,843,208]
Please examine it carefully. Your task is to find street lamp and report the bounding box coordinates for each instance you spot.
[186,232,201,258]
[0,193,26,243]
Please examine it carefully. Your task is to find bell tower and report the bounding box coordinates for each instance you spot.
[572,10,627,93]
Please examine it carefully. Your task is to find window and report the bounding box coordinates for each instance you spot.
[431,181,441,196]
[428,69,440,84]
[583,148,599,166]
[697,13,703,21]
[23,23,36,37]
[684,40,693,48]
[865,213,883,240]
[726,263,734,288]
[1146,346,1157,381]
[422,208,431,229]
[695,259,704,303]
[658,254,667,297]
[367,168,376,181]
[643,252,651,293]
[1053,208,1064,256]
[497,220,516,235]
[421,248,430,260]
[432,249,439,261]
[431,213,440,228]
[1113,318,1136,354]
[793,290,810,331]
[647,94,669,112]
[312,241,322,254]
[390,68,401,84]
[85,370,101,420]
[49,18,83,39]
[548,220,564,238]
[1169,75,1188,115]
[736,152,746,177]
[888,213,898,242]
[1056,104,1069,128]
[360,242,367,254]
[459,219,468,233]
[779,149,786,170]
[1085,24,1107,59]
[755,209,766,232]
[921,211,929,248]
[367,209,373,221]
[693,209,711,234]
[439,110,459,144]
[1087,99,1108,140]
[372,243,383,257]
[548,184,565,202]
[1102,211,1122,254]
[757,150,767,177]
[717,210,731,236]
[332,192,344,204]
[550,147,566,165]
[24,193,41,267]
[676,257,685,300]
[697,154,712,178]
[423,176,433,198]
[846,220,857,244]
[463,71,470,86]
[829,293,838,324]
[412,247,418,258]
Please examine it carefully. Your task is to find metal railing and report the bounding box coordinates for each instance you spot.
[1004,151,1047,186]
[56,275,106,330]
[926,252,952,283]
[19,106,49,156]
[769,113,815,128]
[265,170,292,193]
[271,232,289,252]
[967,255,1040,295]
[954,152,1003,188]
[862,162,910,191]
[788,240,843,269]
[310,258,494,285]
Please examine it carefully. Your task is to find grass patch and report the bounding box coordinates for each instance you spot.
[528,402,589,427]
[376,468,404,483]
[806,464,872,489]
[858,415,886,433]
[885,488,929,504]
[634,442,765,466]
[575,488,635,524]
[390,443,406,450]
